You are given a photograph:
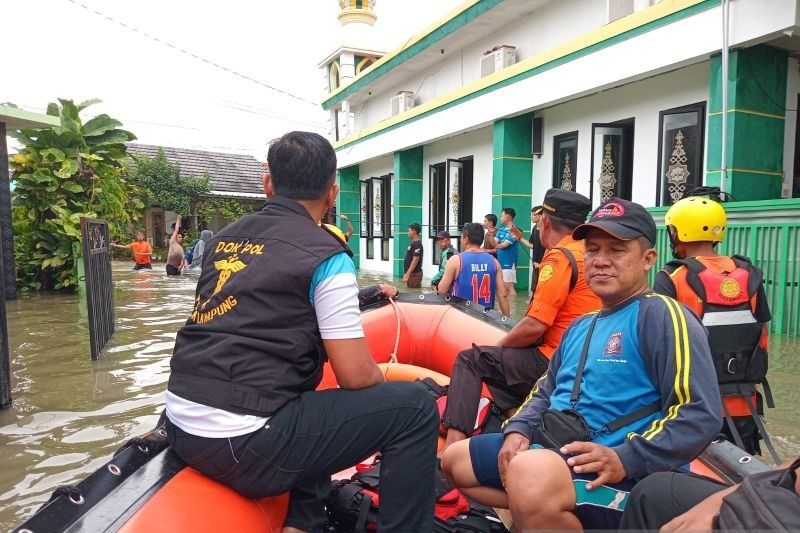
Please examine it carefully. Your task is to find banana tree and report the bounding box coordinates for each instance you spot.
[10,99,141,290]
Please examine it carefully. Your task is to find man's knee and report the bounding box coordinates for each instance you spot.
[383,381,438,423]
[506,450,574,512]
[627,471,673,507]
[441,439,475,489]
[452,347,483,374]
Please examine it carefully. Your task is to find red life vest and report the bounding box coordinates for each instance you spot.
[664,256,769,398]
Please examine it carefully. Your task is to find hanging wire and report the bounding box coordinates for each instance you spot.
[63,0,320,107]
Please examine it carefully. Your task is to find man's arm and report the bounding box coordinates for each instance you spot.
[326,338,384,389]
[402,243,421,282]
[170,215,182,243]
[340,214,354,241]
[312,253,384,389]
[497,316,547,346]
[499,247,575,347]
[437,255,460,295]
[431,249,450,285]
[613,295,722,480]
[494,258,510,316]
[111,243,132,250]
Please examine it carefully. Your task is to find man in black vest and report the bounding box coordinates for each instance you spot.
[165,131,438,532]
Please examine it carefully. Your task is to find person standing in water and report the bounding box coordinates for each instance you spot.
[112,232,153,270]
[189,229,214,270]
[166,215,186,276]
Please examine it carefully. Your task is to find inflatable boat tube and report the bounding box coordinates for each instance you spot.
[15,295,768,532]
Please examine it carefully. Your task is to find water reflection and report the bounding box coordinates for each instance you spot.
[0,264,797,529]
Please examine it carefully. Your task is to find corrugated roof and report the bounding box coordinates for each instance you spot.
[126,143,265,198]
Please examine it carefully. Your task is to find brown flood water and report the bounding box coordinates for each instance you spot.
[0,263,798,529]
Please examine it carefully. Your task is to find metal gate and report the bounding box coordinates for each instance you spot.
[81,217,115,360]
[0,236,10,408]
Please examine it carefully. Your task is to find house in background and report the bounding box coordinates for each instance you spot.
[320,0,800,335]
[126,144,266,247]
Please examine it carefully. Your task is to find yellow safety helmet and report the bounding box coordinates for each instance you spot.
[322,223,348,244]
[664,196,727,243]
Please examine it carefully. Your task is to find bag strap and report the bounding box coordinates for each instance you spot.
[605,401,661,433]
[569,312,660,433]
[742,390,783,464]
[570,313,600,406]
[557,247,579,293]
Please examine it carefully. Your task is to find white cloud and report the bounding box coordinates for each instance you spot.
[3,0,463,158]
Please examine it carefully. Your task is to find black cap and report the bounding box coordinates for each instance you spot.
[436,230,451,239]
[540,189,591,224]
[572,198,657,244]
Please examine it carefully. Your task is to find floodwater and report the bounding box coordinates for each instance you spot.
[0,263,798,529]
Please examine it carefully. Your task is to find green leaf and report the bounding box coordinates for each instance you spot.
[40,148,66,162]
[85,129,135,145]
[57,99,79,121]
[59,116,81,135]
[46,103,60,117]
[61,182,84,194]
[82,114,122,137]
[76,98,102,112]
[56,159,78,179]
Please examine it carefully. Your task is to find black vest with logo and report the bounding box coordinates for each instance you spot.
[663,256,768,398]
[168,196,352,417]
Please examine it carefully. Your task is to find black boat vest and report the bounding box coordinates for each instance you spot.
[168,195,352,417]
[662,256,769,399]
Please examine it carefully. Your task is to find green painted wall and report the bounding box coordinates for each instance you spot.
[492,112,533,290]
[337,165,361,267]
[707,45,788,200]
[392,147,424,277]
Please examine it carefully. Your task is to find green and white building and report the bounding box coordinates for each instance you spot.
[320,0,800,334]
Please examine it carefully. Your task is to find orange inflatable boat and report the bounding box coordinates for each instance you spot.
[16,294,767,532]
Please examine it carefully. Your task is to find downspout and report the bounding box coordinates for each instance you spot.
[720,0,730,195]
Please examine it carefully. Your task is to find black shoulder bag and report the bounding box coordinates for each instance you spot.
[531,314,661,449]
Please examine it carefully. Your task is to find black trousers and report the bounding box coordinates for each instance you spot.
[619,471,729,530]
[442,345,550,435]
[166,264,181,276]
[167,381,438,532]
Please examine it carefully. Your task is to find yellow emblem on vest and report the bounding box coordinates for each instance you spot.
[539,264,554,282]
[720,277,740,299]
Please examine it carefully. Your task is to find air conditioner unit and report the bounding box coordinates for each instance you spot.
[480,45,517,77]
[390,91,415,116]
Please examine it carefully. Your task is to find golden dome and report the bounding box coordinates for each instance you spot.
[338,0,377,26]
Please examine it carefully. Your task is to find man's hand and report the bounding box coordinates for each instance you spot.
[339,214,349,221]
[379,284,399,299]
[498,432,530,487]
[561,441,626,489]
[402,273,409,283]
[660,489,730,533]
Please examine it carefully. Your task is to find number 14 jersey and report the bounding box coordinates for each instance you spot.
[453,250,497,310]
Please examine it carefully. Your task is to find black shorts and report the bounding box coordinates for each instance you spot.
[469,433,637,530]
[133,263,152,270]
[166,264,182,276]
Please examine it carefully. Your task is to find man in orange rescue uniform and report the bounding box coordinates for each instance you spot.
[654,195,779,462]
[112,232,153,270]
[440,189,600,450]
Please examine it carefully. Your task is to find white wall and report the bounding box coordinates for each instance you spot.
[420,127,493,279]
[534,61,710,208]
[357,155,394,274]
[354,0,607,131]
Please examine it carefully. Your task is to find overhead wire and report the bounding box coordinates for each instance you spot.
[63,0,320,107]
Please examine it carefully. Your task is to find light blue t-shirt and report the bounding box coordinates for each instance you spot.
[495,225,518,270]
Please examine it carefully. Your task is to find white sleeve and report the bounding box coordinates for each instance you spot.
[313,273,364,339]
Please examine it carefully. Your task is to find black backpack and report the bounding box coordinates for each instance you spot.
[716,457,800,531]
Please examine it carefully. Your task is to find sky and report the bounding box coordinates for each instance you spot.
[3,0,464,159]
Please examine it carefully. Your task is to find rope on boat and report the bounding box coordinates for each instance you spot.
[388,297,401,364]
